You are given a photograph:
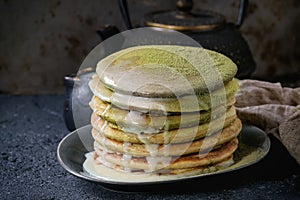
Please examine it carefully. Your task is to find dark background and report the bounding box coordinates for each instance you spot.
[0,0,299,94]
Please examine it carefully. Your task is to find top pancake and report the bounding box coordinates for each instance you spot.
[96,45,237,98]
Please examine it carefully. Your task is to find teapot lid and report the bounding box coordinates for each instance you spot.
[144,0,225,31]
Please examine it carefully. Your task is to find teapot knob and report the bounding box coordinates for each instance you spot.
[176,0,193,14]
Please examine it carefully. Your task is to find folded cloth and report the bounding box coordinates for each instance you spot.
[235,79,300,164]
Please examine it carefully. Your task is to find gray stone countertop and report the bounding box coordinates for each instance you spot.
[0,95,299,199]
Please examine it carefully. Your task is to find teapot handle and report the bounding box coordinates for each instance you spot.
[118,0,133,29]
[118,0,248,29]
[236,0,248,28]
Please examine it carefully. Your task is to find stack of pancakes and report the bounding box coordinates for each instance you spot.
[88,45,242,176]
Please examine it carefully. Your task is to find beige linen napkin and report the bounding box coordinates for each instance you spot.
[235,79,300,164]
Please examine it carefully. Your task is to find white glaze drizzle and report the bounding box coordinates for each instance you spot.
[123,142,130,153]
[83,152,236,182]
[145,144,159,157]
[96,151,115,168]
[121,153,132,172]
[100,120,107,135]
[145,156,172,173]
[102,104,111,116]
[136,132,150,144]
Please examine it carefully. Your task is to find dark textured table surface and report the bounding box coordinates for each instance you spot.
[0,95,299,199]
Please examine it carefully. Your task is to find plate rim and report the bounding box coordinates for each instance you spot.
[57,124,271,185]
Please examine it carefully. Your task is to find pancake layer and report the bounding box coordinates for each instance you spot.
[89,75,239,113]
[92,153,234,176]
[92,118,241,157]
[91,113,239,144]
[94,138,238,172]
[90,95,236,133]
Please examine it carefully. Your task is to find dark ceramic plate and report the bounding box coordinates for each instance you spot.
[57,124,270,192]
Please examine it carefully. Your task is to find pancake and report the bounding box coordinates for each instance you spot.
[90,95,236,133]
[94,138,238,171]
[91,113,239,144]
[92,153,234,175]
[92,118,241,157]
[96,45,237,98]
[89,75,239,113]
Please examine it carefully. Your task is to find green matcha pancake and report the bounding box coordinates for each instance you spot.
[94,138,238,172]
[92,153,234,175]
[91,113,239,144]
[90,97,236,133]
[89,75,239,113]
[92,118,241,156]
[96,45,238,98]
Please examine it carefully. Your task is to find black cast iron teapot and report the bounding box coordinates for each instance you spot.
[64,0,256,131]
[98,0,255,78]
